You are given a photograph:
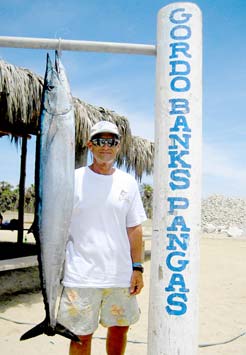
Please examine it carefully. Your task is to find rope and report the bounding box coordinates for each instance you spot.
[198,331,246,348]
[94,336,147,345]
[0,315,35,326]
[58,37,62,53]
[0,315,245,347]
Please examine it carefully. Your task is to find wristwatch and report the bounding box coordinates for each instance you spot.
[133,265,144,273]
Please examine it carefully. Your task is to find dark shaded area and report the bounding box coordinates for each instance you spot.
[0,219,20,230]
[0,289,41,313]
[0,266,41,302]
[0,241,37,260]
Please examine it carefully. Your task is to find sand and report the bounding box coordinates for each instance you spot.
[0,229,246,354]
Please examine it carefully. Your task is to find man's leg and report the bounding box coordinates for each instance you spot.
[69,334,93,355]
[106,326,129,355]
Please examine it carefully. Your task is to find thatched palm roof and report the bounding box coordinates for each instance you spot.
[123,136,154,179]
[0,59,153,180]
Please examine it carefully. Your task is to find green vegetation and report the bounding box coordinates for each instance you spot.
[0,181,35,213]
[140,183,153,219]
[0,180,154,217]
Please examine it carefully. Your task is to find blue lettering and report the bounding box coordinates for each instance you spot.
[165,273,189,292]
[169,8,192,24]
[170,76,191,92]
[169,134,191,150]
[170,169,191,190]
[169,98,190,115]
[166,293,188,315]
[170,25,191,40]
[166,251,189,271]
[168,197,189,213]
[170,115,191,132]
[167,216,190,232]
[168,150,191,168]
[169,60,191,76]
[169,42,191,59]
[167,233,190,251]
[166,10,194,317]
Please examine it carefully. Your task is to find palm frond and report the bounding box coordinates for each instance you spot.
[0,59,154,180]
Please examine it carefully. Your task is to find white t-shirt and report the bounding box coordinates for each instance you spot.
[62,167,147,288]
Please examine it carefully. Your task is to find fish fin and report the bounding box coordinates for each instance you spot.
[20,320,80,343]
[55,322,81,343]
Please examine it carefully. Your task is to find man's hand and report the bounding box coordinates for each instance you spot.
[130,270,144,295]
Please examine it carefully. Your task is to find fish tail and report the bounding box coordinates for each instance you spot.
[20,319,80,343]
[55,322,81,343]
[20,320,46,341]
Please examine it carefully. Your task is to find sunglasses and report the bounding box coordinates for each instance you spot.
[91,138,120,147]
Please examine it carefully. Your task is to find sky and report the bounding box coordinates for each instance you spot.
[0,0,246,197]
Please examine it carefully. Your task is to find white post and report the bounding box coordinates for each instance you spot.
[148,3,202,355]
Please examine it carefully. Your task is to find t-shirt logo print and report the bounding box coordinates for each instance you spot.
[119,190,130,202]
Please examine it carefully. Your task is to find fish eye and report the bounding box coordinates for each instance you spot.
[47,85,55,91]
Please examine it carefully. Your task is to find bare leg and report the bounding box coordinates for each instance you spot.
[106,326,129,355]
[69,334,93,355]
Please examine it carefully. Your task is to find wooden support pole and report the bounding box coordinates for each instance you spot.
[148,3,202,354]
[17,136,27,244]
[75,146,88,169]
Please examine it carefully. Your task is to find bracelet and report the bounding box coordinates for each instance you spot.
[132,262,142,267]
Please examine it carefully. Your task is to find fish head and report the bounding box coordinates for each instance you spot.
[42,52,72,115]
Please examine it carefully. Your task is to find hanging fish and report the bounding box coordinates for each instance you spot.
[21,51,79,342]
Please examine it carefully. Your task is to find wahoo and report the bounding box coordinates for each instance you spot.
[21,52,79,342]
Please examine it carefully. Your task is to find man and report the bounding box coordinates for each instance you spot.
[58,121,147,354]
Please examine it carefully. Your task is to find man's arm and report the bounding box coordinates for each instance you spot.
[127,224,144,295]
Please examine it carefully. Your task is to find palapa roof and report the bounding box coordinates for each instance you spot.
[0,59,154,180]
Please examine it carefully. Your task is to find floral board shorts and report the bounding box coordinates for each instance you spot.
[57,287,140,335]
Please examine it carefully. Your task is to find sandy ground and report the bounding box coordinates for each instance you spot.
[0,223,246,354]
